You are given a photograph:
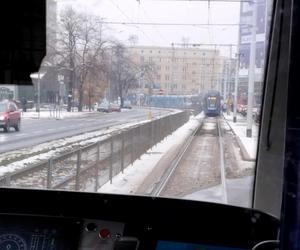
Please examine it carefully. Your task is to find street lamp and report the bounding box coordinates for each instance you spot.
[30,71,46,118]
[246,0,257,137]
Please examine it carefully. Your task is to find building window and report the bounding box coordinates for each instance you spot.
[157,75,161,80]
[166,66,170,70]
[165,75,170,80]
[140,56,144,62]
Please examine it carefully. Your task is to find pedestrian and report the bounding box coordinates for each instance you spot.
[21,97,27,112]
[222,103,227,113]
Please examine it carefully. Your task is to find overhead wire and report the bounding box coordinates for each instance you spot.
[138,3,170,44]
[141,0,252,3]
[108,0,158,44]
[100,21,241,26]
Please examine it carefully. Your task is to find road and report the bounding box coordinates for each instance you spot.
[0,108,171,153]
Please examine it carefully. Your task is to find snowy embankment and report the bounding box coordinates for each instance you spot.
[223,113,258,161]
[98,113,204,195]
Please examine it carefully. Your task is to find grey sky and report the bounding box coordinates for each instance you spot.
[57,0,241,56]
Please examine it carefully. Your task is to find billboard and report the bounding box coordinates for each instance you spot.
[239,41,265,69]
[239,0,267,71]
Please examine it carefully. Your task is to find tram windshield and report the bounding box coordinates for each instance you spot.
[0,0,274,211]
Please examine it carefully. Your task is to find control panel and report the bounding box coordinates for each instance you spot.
[79,219,131,250]
[0,214,140,250]
[0,189,279,250]
[0,215,81,249]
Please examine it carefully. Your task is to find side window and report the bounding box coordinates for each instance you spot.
[9,104,16,112]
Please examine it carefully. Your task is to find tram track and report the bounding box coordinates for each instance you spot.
[217,118,228,204]
[151,116,227,202]
[150,120,202,196]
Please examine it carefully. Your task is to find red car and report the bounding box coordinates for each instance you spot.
[0,100,21,132]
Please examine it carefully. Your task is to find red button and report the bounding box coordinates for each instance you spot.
[99,229,111,239]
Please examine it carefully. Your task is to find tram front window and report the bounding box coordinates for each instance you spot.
[0,0,275,213]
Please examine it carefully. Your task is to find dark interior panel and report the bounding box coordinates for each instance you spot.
[0,0,46,85]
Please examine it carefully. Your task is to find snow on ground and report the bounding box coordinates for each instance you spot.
[223,112,258,160]
[184,175,254,208]
[0,114,176,177]
[21,106,178,119]
[202,121,216,131]
[21,109,98,120]
[0,108,181,177]
[98,113,204,195]
[97,112,255,206]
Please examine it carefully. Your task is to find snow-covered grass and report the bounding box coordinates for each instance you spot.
[98,113,204,194]
[223,112,258,160]
[0,120,150,176]
[21,109,98,120]
[21,106,177,119]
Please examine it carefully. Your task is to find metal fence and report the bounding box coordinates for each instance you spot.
[0,111,189,192]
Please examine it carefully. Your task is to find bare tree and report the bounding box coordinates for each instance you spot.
[75,15,107,111]
[83,55,108,111]
[58,7,80,111]
[49,8,156,110]
[128,35,138,46]
[139,61,158,94]
[109,44,139,107]
[51,7,107,111]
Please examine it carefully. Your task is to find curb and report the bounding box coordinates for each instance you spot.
[222,116,255,162]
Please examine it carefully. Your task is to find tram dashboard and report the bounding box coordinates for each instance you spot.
[0,188,278,250]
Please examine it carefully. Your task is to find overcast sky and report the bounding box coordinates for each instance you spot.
[57,0,241,56]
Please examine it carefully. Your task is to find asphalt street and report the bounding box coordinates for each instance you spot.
[0,108,171,153]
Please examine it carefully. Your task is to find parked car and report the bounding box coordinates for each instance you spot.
[0,100,21,132]
[123,100,132,109]
[97,101,111,113]
[237,104,247,116]
[111,103,121,112]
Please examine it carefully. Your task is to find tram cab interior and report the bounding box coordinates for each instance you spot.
[0,0,299,249]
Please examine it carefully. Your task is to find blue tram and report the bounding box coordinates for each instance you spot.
[146,95,201,111]
[203,90,221,116]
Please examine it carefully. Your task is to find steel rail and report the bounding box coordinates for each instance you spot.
[151,118,203,196]
[217,118,228,204]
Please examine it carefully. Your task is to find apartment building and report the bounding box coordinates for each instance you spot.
[127,45,226,95]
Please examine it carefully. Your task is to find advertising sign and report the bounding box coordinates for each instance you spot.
[239,0,267,70]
